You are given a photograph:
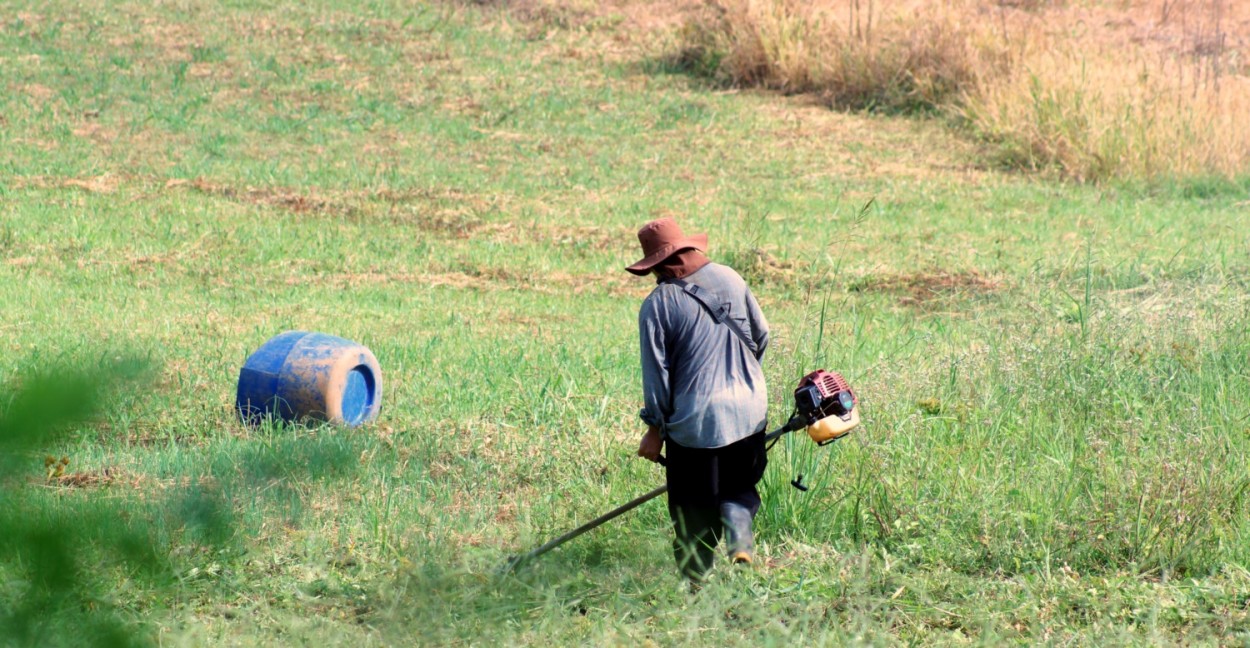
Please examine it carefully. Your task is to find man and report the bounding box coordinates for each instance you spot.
[626,217,770,582]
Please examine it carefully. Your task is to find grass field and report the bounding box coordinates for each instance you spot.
[2,1,1250,644]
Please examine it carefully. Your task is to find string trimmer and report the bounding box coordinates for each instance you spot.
[502,370,859,572]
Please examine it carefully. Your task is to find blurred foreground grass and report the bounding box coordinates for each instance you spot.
[1,1,1249,644]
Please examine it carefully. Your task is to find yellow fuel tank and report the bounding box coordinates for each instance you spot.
[807,408,859,444]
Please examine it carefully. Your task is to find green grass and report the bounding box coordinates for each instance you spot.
[2,1,1250,644]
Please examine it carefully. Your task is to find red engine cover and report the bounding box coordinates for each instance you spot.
[798,370,856,404]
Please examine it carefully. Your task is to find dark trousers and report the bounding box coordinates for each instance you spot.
[664,431,767,580]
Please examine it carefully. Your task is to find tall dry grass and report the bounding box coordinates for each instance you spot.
[963,9,1250,182]
[680,0,1250,182]
[681,0,1010,111]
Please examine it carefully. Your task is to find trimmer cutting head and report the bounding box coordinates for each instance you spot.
[793,370,859,444]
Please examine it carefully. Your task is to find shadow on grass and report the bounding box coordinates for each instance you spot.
[622,45,728,94]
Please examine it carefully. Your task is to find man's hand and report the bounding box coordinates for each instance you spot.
[637,425,663,462]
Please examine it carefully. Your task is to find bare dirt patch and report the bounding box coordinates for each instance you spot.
[20,83,54,101]
[140,18,205,61]
[63,175,122,194]
[279,267,647,299]
[478,220,631,252]
[166,178,354,217]
[10,175,122,193]
[850,270,1002,308]
[72,121,117,144]
[166,179,500,236]
[51,469,117,489]
[4,256,38,268]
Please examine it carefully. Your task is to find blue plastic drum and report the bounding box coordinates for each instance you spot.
[236,331,382,427]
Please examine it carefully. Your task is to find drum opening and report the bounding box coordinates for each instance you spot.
[341,365,377,426]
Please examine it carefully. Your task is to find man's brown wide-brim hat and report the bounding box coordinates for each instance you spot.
[625,217,708,276]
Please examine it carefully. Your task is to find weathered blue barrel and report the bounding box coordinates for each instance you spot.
[236,331,382,427]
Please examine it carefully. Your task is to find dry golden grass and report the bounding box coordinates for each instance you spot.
[963,2,1250,181]
[678,0,1250,182]
[681,0,1009,110]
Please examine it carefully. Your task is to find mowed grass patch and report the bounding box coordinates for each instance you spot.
[2,0,1250,644]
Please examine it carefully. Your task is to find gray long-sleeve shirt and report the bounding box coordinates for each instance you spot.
[638,263,770,449]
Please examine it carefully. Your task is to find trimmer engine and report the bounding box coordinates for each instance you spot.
[793,370,859,444]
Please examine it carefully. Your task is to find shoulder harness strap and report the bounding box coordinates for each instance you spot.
[664,278,758,356]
